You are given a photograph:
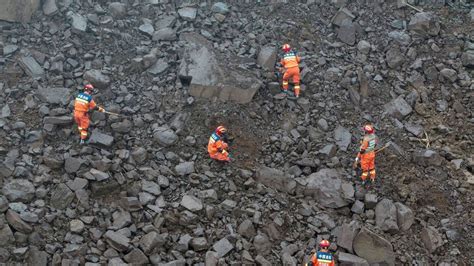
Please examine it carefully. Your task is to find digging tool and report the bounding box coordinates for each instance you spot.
[104,111,124,117]
[375,142,391,154]
[398,0,423,12]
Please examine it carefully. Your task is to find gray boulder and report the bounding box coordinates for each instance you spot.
[213,238,234,257]
[37,87,71,105]
[385,46,405,69]
[412,149,443,166]
[83,70,111,89]
[175,161,195,176]
[334,125,351,151]
[152,28,177,41]
[384,96,413,119]
[408,12,440,36]
[180,195,203,212]
[6,210,33,233]
[375,198,399,233]
[3,179,35,202]
[108,2,127,18]
[461,51,474,68]
[68,12,87,32]
[42,0,58,16]
[421,226,443,253]
[178,7,197,21]
[257,46,277,71]
[338,252,369,266]
[395,202,414,231]
[337,221,360,253]
[153,127,178,147]
[304,168,354,208]
[211,2,229,14]
[19,56,44,79]
[50,183,74,209]
[388,31,411,46]
[104,230,130,252]
[178,33,261,104]
[88,130,114,147]
[353,227,395,265]
[255,167,296,194]
[0,0,40,23]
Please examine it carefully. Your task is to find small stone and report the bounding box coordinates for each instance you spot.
[70,219,85,233]
[180,195,203,212]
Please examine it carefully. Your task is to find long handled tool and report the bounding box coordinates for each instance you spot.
[104,111,124,117]
[398,0,423,12]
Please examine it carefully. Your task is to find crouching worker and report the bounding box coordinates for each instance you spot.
[208,126,231,162]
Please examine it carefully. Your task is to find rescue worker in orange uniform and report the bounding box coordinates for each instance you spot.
[353,124,378,186]
[208,126,231,162]
[280,43,301,98]
[306,240,335,266]
[74,84,105,144]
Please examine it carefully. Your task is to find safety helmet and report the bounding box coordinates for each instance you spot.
[363,124,375,134]
[84,84,94,92]
[282,43,291,52]
[215,126,227,135]
[319,240,330,248]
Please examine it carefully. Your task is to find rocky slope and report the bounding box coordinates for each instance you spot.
[0,0,473,265]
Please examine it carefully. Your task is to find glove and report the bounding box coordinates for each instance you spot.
[352,157,359,169]
[98,107,105,113]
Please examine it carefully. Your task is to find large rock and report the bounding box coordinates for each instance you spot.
[152,27,177,41]
[375,198,399,233]
[331,7,355,27]
[6,210,33,233]
[412,149,443,166]
[178,7,197,21]
[395,202,414,231]
[139,231,161,255]
[178,33,261,104]
[213,238,234,257]
[0,0,40,23]
[19,56,44,79]
[42,0,58,16]
[104,230,130,252]
[50,183,74,209]
[238,219,256,239]
[334,125,351,151]
[108,2,127,18]
[353,227,395,265]
[255,167,296,194]
[153,127,178,147]
[337,22,356,45]
[388,31,411,46]
[257,46,277,71]
[83,70,111,89]
[461,51,474,68]
[421,226,443,253]
[180,195,203,212]
[304,168,354,208]
[37,87,71,105]
[253,234,272,256]
[385,46,405,69]
[175,161,195,176]
[408,12,440,36]
[337,221,360,253]
[338,252,369,266]
[68,12,87,32]
[384,96,413,119]
[88,130,114,147]
[3,179,35,202]
[124,248,149,265]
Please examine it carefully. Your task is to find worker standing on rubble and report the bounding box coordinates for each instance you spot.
[306,240,335,266]
[208,126,231,162]
[279,43,301,98]
[353,124,379,186]
[73,84,105,144]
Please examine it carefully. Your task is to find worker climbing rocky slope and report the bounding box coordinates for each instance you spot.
[0,0,473,265]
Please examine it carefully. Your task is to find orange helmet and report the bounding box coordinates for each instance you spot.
[282,43,291,52]
[320,239,330,248]
[363,124,374,134]
[84,84,94,92]
[215,126,227,135]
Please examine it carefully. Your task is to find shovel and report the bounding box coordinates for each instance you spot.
[398,0,423,12]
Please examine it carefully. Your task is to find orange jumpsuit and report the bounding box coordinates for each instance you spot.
[356,133,378,181]
[208,132,230,162]
[308,251,335,266]
[74,92,98,140]
[280,51,301,96]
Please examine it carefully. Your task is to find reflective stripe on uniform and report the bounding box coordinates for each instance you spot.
[75,98,89,104]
